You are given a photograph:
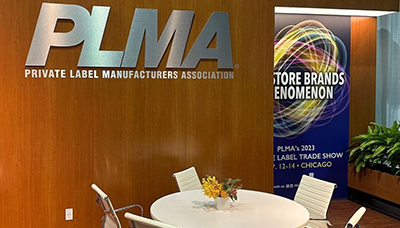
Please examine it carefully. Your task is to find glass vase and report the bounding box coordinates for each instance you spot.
[214,197,230,210]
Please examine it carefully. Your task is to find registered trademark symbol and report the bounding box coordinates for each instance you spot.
[234,63,240,69]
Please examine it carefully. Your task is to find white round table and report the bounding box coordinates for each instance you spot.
[150,189,309,228]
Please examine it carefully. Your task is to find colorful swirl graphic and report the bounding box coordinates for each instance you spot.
[274,20,350,138]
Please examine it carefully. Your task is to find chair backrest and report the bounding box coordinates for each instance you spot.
[124,212,179,228]
[172,167,202,192]
[294,175,337,220]
[345,207,366,228]
[91,184,122,228]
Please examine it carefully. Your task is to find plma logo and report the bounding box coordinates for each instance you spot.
[26,3,233,69]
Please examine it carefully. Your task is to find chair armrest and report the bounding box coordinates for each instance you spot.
[309,218,332,226]
[115,204,144,216]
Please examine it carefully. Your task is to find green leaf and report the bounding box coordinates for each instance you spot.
[392,121,399,131]
[386,138,393,145]
[355,163,362,172]
[354,155,365,172]
[351,134,369,141]
[368,126,373,134]
[364,154,373,160]
[372,145,387,158]
[388,147,400,158]
[369,135,386,141]
[373,158,382,163]
[230,178,241,184]
[360,140,382,150]
[371,122,383,128]
[387,142,400,153]
[349,146,361,158]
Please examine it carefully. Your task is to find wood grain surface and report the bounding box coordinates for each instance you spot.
[1,0,274,227]
[349,17,377,139]
[348,166,400,205]
[329,200,400,228]
[0,0,395,227]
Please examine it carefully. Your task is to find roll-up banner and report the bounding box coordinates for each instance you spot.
[274,14,350,199]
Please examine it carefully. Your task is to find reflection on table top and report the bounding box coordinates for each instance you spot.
[151,189,310,228]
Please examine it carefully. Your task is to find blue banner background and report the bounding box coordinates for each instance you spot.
[273,14,350,199]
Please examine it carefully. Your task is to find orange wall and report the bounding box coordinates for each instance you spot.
[0,0,396,227]
[350,17,377,138]
[1,1,274,227]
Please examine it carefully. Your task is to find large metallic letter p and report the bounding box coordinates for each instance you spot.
[26,3,90,66]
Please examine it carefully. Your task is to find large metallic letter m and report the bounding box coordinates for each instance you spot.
[121,9,233,69]
[122,9,195,68]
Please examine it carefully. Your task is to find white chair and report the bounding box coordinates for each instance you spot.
[294,175,337,227]
[172,166,202,192]
[305,207,366,228]
[124,212,179,228]
[91,184,143,228]
[345,207,366,228]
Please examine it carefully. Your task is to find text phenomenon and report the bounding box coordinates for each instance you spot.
[273,71,345,100]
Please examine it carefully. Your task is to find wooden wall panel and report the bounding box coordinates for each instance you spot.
[0,0,274,227]
[349,17,377,138]
[0,0,391,228]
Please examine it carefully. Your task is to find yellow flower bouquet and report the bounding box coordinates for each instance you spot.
[201,175,241,202]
